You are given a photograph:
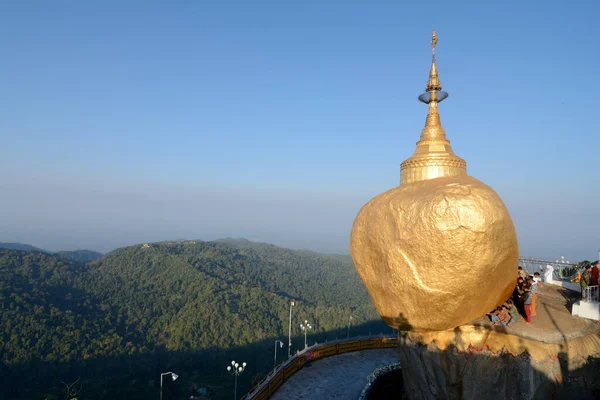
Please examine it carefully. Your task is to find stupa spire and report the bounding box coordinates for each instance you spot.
[425,30,441,92]
[399,30,467,185]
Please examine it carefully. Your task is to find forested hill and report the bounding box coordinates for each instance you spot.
[0,242,47,252]
[0,243,103,264]
[56,249,103,264]
[0,240,385,400]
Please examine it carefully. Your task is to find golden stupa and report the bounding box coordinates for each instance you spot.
[350,31,519,332]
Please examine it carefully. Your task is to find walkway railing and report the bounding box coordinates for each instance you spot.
[241,334,398,400]
[583,286,599,303]
[519,257,578,281]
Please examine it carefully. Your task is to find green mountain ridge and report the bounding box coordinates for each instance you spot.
[0,242,48,252]
[0,243,104,264]
[56,249,104,264]
[0,239,384,400]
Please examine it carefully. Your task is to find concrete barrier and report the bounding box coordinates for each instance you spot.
[543,265,581,292]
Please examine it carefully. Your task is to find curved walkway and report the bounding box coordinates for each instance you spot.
[270,348,399,400]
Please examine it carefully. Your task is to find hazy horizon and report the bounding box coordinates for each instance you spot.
[1,227,598,263]
[1,174,598,262]
[1,2,599,262]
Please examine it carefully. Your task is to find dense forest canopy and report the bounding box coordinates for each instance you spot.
[0,243,103,264]
[55,250,103,265]
[0,239,386,399]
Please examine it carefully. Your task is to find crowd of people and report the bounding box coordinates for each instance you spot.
[487,261,600,326]
[486,267,541,326]
[579,261,600,301]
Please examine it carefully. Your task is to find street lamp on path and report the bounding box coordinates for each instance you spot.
[274,340,284,372]
[300,320,312,349]
[160,371,178,400]
[347,315,353,338]
[226,360,246,400]
[288,300,295,358]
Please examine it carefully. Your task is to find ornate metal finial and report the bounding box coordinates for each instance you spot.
[431,30,438,63]
[424,30,442,95]
[421,30,445,99]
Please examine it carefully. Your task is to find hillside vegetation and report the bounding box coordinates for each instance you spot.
[0,243,103,264]
[0,240,385,399]
[0,242,47,252]
[56,250,103,264]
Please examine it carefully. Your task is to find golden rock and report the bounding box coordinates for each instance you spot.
[350,31,519,332]
[350,175,518,331]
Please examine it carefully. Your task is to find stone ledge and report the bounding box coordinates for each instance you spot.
[402,284,600,364]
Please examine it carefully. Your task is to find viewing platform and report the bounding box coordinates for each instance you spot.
[406,282,600,364]
[469,282,599,343]
[399,283,600,400]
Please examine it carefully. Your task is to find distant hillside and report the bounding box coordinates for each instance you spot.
[0,240,384,400]
[56,249,103,264]
[0,243,103,264]
[217,237,353,262]
[0,242,47,252]
[215,237,256,246]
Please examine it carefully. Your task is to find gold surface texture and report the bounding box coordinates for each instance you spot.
[350,175,518,332]
[350,31,519,333]
[403,325,600,366]
[400,30,466,185]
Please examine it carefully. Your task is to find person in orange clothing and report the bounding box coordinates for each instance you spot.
[591,261,600,302]
[590,261,599,286]
[527,276,538,316]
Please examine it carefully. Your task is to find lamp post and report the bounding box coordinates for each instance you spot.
[274,340,284,372]
[160,371,178,400]
[288,300,295,358]
[226,360,246,400]
[300,320,312,349]
[347,315,353,338]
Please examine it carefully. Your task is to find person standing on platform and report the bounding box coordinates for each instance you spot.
[528,276,538,316]
[522,283,533,324]
[591,261,599,302]
[512,277,524,303]
[581,264,592,301]
[590,261,599,286]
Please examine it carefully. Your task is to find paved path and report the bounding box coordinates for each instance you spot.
[270,349,399,400]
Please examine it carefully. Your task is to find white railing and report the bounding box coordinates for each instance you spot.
[552,269,563,281]
[543,265,582,292]
[519,258,582,283]
[583,285,599,303]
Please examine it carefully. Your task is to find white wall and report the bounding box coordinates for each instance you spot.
[543,265,581,293]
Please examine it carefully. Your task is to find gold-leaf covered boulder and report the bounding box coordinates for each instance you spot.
[350,175,518,332]
[350,31,519,333]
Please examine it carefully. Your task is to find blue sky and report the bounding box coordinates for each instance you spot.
[0,1,598,260]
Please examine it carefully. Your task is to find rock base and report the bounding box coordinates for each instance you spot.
[397,333,600,400]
